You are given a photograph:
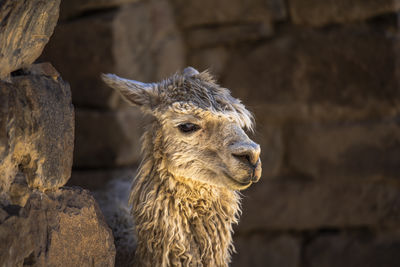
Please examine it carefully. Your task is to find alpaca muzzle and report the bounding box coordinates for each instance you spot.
[230,141,262,185]
[251,159,262,183]
[230,142,260,165]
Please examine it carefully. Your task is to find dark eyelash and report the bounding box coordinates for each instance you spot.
[178,123,201,133]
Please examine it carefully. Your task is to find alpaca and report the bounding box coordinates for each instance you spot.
[101,67,262,267]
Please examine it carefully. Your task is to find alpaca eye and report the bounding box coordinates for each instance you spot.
[178,123,200,133]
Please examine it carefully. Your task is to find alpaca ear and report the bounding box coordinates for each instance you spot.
[183,66,199,77]
[101,73,158,108]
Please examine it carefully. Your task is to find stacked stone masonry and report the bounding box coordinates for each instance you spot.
[37,0,400,266]
[0,1,115,266]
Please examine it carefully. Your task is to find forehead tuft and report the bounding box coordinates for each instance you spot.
[156,71,254,130]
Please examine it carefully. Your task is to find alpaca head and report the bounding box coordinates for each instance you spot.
[102,67,261,190]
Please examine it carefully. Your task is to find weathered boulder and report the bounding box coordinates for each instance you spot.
[289,0,400,26]
[232,234,300,267]
[0,0,60,79]
[74,109,144,168]
[41,0,184,108]
[305,231,400,267]
[68,169,136,266]
[0,64,74,205]
[0,187,116,267]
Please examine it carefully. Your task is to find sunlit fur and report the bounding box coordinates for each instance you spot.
[102,68,260,266]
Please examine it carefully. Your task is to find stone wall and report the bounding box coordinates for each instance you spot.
[0,1,115,266]
[39,0,400,266]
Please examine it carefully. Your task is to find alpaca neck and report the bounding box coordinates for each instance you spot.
[130,159,241,267]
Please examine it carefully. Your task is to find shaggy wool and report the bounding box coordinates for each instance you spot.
[102,67,261,267]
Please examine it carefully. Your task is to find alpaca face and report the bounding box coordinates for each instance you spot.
[157,105,261,190]
[102,67,262,190]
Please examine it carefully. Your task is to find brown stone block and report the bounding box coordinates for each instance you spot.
[289,0,400,26]
[287,116,400,181]
[0,67,74,204]
[41,0,184,108]
[0,0,60,79]
[251,109,284,179]
[238,178,400,232]
[74,108,145,168]
[187,47,230,77]
[305,231,400,267]
[174,0,283,48]
[232,234,300,267]
[0,187,115,267]
[186,23,273,49]
[223,25,400,114]
[170,0,286,28]
[59,0,140,20]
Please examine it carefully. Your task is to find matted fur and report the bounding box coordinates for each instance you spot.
[102,68,261,267]
[131,123,240,266]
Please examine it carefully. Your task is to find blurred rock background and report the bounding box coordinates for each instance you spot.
[1,0,400,266]
[41,0,400,266]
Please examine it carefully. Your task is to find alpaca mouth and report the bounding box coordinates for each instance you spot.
[223,171,253,189]
[222,159,261,190]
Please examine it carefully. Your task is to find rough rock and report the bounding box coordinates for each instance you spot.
[223,25,400,115]
[0,65,74,205]
[59,0,140,20]
[41,0,184,108]
[74,109,145,168]
[70,169,136,266]
[305,231,400,267]
[169,0,286,28]
[232,234,300,267]
[0,0,60,79]
[0,187,115,267]
[238,178,400,232]
[69,170,136,266]
[289,0,400,26]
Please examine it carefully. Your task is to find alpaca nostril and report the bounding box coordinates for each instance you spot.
[230,143,261,166]
[232,153,252,166]
[232,146,260,167]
